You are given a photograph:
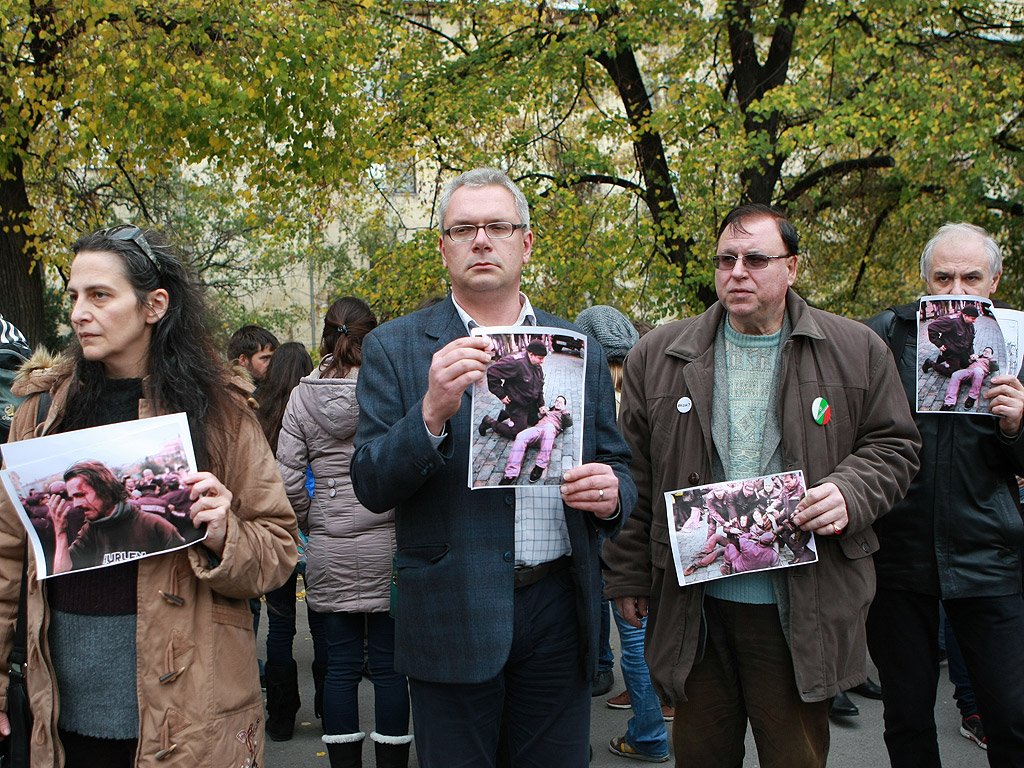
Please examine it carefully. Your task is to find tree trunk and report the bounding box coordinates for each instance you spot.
[594,44,717,310]
[0,154,45,347]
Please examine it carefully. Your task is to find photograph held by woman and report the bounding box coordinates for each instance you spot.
[0,227,298,767]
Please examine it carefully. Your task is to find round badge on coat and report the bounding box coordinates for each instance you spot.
[676,397,692,414]
[811,397,831,425]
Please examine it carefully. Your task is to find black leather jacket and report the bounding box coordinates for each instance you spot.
[865,303,1024,598]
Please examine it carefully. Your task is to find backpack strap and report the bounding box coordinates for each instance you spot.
[885,303,917,361]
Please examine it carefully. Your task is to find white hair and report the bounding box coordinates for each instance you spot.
[920,222,1002,280]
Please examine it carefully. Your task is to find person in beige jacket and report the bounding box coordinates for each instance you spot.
[0,226,298,768]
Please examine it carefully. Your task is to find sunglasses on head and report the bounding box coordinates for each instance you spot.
[95,225,160,271]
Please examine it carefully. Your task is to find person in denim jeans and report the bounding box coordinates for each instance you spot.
[277,297,412,768]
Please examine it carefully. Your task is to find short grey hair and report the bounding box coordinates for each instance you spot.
[437,168,530,231]
[920,222,1002,281]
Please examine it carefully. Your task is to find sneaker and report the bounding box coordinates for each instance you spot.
[607,690,631,709]
[662,705,674,722]
[529,465,544,483]
[922,359,934,373]
[939,403,955,411]
[960,715,987,750]
[479,415,493,436]
[498,475,517,486]
[964,396,976,409]
[608,736,669,762]
[592,669,614,697]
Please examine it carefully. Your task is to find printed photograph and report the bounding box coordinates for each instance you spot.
[917,295,1006,415]
[665,471,817,588]
[993,307,1024,377]
[1,413,205,579]
[468,326,586,488]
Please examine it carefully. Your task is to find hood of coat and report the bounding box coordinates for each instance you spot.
[293,367,360,439]
[11,347,67,397]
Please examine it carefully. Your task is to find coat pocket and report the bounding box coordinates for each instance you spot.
[395,543,450,568]
[209,597,262,715]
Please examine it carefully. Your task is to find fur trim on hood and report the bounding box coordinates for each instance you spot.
[11,348,68,398]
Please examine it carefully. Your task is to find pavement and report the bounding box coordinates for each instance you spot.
[261,595,989,767]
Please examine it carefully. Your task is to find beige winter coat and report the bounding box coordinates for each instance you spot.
[0,354,299,767]
[276,368,394,614]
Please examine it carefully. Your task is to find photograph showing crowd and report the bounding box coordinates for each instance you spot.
[666,470,817,587]
[1,414,204,578]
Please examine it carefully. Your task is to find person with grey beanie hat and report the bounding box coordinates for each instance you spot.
[575,305,640,365]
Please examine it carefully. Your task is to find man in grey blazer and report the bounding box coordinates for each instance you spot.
[351,167,636,767]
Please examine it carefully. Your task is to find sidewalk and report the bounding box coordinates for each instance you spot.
[261,602,987,767]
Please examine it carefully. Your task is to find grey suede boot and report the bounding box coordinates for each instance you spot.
[371,731,414,768]
[323,731,365,768]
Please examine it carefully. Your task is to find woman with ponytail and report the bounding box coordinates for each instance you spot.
[276,297,411,768]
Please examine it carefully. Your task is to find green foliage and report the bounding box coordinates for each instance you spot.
[4,0,1024,344]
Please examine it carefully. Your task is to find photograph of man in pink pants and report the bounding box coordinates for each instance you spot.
[498,395,573,485]
[941,346,998,411]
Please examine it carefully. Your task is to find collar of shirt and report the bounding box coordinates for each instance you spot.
[451,292,537,333]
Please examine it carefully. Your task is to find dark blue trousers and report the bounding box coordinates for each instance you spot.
[867,588,1024,768]
[408,567,590,768]
[322,611,409,737]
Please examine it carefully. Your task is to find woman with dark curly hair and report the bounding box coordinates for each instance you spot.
[0,225,298,767]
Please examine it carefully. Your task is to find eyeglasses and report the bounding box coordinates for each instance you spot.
[97,225,160,271]
[443,222,527,242]
[712,253,791,270]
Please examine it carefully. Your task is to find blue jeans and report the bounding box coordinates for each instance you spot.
[612,603,668,757]
[941,606,977,718]
[308,606,326,666]
[265,571,298,667]
[322,611,409,736]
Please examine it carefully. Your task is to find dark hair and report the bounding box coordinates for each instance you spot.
[256,342,313,453]
[717,204,800,256]
[414,294,447,311]
[64,460,126,507]
[319,297,377,379]
[60,228,230,469]
[227,325,280,363]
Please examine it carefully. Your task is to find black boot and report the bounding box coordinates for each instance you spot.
[371,732,413,768]
[312,661,328,722]
[324,733,365,768]
[264,660,301,741]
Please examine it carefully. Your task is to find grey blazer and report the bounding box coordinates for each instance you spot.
[351,297,636,684]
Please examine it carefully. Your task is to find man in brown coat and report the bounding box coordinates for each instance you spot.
[604,204,920,767]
